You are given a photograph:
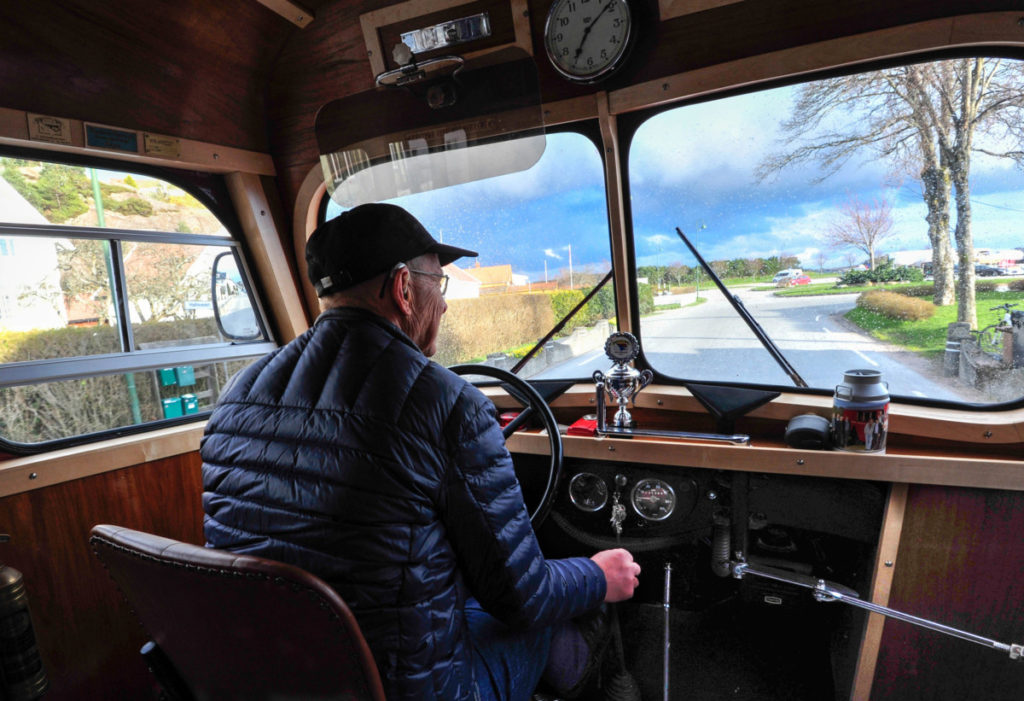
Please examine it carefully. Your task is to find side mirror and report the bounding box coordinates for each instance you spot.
[212,252,262,340]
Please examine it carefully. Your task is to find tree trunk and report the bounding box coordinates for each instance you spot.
[952,165,977,328]
[921,164,955,305]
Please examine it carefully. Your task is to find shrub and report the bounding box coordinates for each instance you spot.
[856,290,936,321]
[1010,279,1024,292]
[899,284,934,297]
[107,196,154,216]
[839,263,923,286]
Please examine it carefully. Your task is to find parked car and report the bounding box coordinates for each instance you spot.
[772,268,802,284]
[975,264,1003,277]
[788,275,812,286]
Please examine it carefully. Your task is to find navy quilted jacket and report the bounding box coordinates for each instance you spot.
[201,308,606,699]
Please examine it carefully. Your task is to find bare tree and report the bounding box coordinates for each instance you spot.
[814,250,827,273]
[826,196,894,270]
[759,58,1024,327]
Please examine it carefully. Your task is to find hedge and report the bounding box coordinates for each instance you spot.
[856,290,936,321]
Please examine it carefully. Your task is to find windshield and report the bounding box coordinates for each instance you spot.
[324,130,617,380]
[629,56,1024,404]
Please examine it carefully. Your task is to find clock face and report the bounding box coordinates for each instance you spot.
[544,0,632,83]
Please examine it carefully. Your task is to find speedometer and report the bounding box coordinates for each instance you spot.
[568,473,609,512]
[630,478,676,521]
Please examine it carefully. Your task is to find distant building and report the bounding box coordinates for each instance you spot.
[444,263,482,300]
[0,178,66,331]
[466,262,515,294]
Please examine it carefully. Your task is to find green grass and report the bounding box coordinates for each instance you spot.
[845,290,1024,357]
[686,296,709,307]
[774,282,926,297]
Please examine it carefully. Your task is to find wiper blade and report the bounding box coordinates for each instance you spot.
[511,270,614,375]
[675,227,807,388]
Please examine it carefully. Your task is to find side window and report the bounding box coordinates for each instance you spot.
[0,157,275,447]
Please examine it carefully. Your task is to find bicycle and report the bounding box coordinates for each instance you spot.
[975,302,1019,356]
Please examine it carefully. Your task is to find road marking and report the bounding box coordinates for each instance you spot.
[822,327,830,333]
[815,315,821,322]
[854,350,879,366]
[912,391,925,397]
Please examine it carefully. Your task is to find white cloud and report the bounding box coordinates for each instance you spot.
[544,248,562,260]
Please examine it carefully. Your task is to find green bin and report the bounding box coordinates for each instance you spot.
[162,397,183,418]
[181,394,199,415]
[158,368,177,386]
[174,366,196,386]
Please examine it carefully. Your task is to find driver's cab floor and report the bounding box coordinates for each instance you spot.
[608,598,837,700]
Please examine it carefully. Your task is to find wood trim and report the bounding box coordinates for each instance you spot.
[0,423,204,498]
[361,0,533,79]
[596,92,635,332]
[850,483,909,701]
[530,384,1024,445]
[659,0,744,22]
[503,431,1024,491]
[608,12,1024,116]
[0,108,275,175]
[225,172,310,342]
[542,94,601,127]
[293,164,329,318]
[254,0,314,28]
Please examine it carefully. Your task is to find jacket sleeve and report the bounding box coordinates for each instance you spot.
[440,382,606,629]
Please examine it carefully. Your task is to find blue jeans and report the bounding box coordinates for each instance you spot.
[466,598,553,701]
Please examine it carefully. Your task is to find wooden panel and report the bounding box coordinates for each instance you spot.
[0,424,204,498]
[0,0,289,152]
[659,0,743,22]
[871,486,1024,700]
[1,452,205,700]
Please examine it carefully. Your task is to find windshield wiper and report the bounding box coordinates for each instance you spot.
[675,227,808,388]
[511,270,614,375]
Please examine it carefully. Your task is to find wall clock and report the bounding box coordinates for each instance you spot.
[544,0,633,83]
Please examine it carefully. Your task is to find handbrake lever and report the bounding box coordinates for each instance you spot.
[732,560,1023,661]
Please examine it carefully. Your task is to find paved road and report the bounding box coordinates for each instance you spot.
[536,287,967,401]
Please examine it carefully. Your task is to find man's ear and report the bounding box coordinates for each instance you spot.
[391,266,414,315]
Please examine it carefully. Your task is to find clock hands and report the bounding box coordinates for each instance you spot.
[572,1,615,65]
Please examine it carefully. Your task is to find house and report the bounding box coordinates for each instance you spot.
[443,263,482,300]
[466,262,515,294]
[0,177,66,331]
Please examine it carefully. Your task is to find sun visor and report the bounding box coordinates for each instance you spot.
[316,47,544,207]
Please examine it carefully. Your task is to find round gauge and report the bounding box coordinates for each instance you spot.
[604,331,640,363]
[630,478,676,521]
[544,0,634,84]
[568,472,609,512]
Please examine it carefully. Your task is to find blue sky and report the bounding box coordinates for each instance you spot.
[327,74,1024,280]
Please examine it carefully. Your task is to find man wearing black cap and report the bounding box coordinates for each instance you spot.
[201,203,640,700]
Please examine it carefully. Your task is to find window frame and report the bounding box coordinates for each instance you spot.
[616,46,1024,412]
[0,153,277,454]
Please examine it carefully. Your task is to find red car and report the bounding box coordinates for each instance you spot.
[788,275,812,286]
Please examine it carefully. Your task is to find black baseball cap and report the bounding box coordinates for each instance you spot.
[306,203,477,297]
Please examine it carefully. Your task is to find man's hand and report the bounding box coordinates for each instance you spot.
[591,548,641,602]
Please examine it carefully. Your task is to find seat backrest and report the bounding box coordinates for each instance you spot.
[90,524,386,701]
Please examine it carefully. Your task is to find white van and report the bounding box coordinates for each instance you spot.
[772,268,802,283]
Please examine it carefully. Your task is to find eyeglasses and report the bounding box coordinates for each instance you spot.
[379,262,450,298]
[407,268,449,296]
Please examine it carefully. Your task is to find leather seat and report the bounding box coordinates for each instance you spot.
[90,524,386,701]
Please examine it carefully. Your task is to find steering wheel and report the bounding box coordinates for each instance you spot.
[450,364,563,526]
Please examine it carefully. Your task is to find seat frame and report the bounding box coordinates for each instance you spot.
[90,524,386,701]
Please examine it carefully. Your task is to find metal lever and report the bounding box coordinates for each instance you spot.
[733,561,1023,660]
